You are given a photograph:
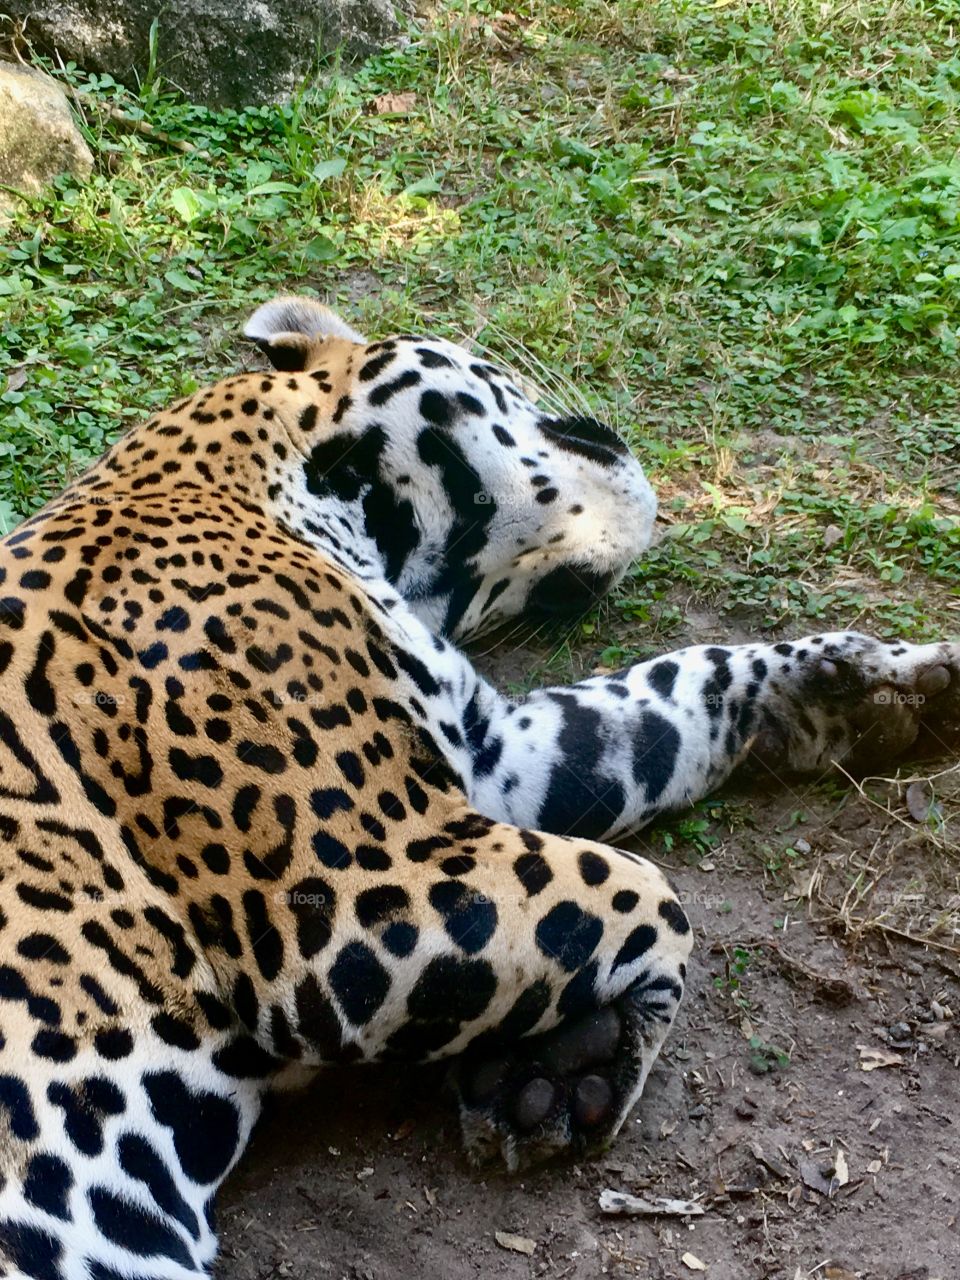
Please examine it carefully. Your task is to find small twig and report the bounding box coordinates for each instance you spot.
[843,917,960,958]
[763,938,857,1003]
[833,760,959,855]
[858,759,960,793]
[598,1189,704,1218]
[5,34,207,158]
[709,936,856,1003]
[65,85,210,158]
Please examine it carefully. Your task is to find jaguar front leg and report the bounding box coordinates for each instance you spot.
[468,632,960,840]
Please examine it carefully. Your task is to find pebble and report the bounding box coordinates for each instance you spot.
[735,1097,758,1121]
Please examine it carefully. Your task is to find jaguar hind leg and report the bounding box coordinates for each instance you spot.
[248,803,692,1171]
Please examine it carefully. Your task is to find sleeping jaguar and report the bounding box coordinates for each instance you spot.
[0,294,958,1280]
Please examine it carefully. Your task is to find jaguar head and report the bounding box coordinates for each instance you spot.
[245,295,656,641]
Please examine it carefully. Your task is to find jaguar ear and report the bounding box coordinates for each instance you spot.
[243,295,367,371]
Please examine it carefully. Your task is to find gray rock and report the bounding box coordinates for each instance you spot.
[2,1,406,108]
[0,61,92,207]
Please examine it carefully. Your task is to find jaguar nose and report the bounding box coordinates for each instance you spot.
[526,564,615,616]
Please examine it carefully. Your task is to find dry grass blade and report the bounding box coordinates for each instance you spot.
[808,761,960,954]
[832,761,960,855]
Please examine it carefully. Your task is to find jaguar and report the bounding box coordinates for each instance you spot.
[0,293,957,1280]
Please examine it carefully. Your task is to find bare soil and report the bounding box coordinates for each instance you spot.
[215,628,960,1280]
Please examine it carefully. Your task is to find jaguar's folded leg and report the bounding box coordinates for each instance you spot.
[263,807,692,1172]
[466,632,960,840]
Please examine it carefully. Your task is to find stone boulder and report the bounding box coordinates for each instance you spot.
[0,61,93,206]
[2,1,406,108]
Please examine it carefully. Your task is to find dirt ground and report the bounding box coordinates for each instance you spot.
[215,628,959,1280]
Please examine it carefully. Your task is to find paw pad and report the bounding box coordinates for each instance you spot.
[917,664,951,697]
[572,1074,613,1128]
[537,1007,620,1074]
[454,980,672,1171]
[758,641,960,775]
[513,1078,556,1131]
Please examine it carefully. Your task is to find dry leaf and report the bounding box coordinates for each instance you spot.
[495,1232,536,1255]
[832,1148,849,1189]
[599,1190,704,1217]
[858,1045,904,1071]
[4,366,27,393]
[370,92,417,115]
[905,780,941,824]
[750,1144,791,1180]
[783,868,817,903]
[798,1157,832,1196]
[682,1254,708,1272]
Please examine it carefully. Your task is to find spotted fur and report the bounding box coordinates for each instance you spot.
[0,296,957,1278]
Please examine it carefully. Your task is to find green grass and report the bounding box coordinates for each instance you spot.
[2,0,960,642]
